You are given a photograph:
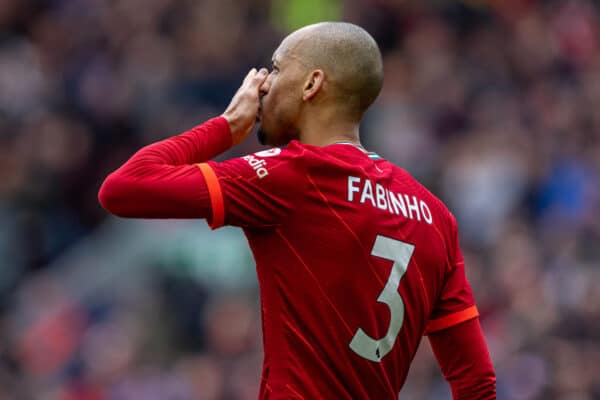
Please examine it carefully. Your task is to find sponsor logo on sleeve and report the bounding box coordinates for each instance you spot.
[243,154,269,179]
[242,148,282,179]
[241,148,283,179]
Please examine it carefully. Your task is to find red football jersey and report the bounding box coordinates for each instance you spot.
[197,141,478,399]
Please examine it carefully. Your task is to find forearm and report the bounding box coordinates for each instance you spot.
[98,117,231,218]
[428,318,496,399]
[118,116,232,168]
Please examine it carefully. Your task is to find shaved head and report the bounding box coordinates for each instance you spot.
[257,22,383,145]
[280,22,384,119]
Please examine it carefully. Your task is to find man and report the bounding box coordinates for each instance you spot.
[99,22,496,399]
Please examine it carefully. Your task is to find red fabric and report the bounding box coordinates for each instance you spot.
[429,318,497,399]
[196,162,225,228]
[426,304,479,334]
[201,142,484,398]
[98,117,231,219]
[425,215,478,331]
[99,117,496,399]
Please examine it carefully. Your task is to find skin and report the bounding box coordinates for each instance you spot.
[222,23,380,148]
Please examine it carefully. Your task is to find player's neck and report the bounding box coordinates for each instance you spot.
[298,114,361,147]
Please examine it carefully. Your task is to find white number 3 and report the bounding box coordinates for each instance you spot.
[350,235,415,362]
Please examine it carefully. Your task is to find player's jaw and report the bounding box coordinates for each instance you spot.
[256,97,270,145]
[256,97,269,145]
[256,92,296,146]
[257,57,305,146]
[256,107,300,147]
[256,110,281,146]
[257,76,287,146]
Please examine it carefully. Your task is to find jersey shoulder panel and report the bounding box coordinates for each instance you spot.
[390,164,456,227]
[203,143,310,228]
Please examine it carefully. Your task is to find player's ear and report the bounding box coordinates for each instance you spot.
[302,70,324,101]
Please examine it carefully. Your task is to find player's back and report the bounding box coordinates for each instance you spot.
[242,141,476,399]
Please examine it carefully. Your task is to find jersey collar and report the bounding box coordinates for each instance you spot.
[333,141,382,160]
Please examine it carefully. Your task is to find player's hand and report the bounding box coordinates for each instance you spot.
[222,68,269,145]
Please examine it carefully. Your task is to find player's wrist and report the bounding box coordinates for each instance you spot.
[221,112,246,146]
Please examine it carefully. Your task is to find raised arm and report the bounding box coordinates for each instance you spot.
[98,116,231,218]
[98,68,268,219]
[428,318,496,399]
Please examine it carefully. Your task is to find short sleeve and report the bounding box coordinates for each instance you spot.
[425,215,479,334]
[195,146,306,229]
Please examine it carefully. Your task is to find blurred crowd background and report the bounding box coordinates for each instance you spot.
[0,0,599,399]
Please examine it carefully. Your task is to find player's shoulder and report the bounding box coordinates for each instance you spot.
[249,140,308,161]
[241,140,329,171]
[387,162,457,228]
[213,141,307,182]
[249,140,307,164]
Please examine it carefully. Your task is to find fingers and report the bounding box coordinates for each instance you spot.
[242,68,257,86]
[223,68,269,146]
[252,68,269,88]
[242,67,268,89]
